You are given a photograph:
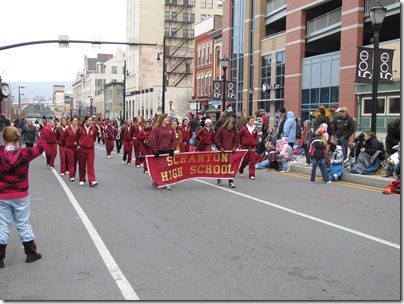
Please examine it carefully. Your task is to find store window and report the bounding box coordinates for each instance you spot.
[363,98,385,114]
[261,55,271,101]
[275,51,285,100]
[388,96,400,114]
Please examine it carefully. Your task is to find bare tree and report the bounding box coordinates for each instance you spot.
[170,91,192,120]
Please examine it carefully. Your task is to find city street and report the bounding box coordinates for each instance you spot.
[0,143,400,301]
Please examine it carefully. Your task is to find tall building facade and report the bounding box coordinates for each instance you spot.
[125,0,223,120]
[222,0,400,134]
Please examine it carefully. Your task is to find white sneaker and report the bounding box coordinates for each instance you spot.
[144,171,149,174]
[217,180,222,186]
[107,155,111,159]
[136,165,140,168]
[250,176,255,180]
[326,181,332,184]
[164,185,171,190]
[122,161,125,164]
[60,173,65,176]
[239,173,243,178]
[70,178,75,182]
[49,167,54,170]
[65,171,69,174]
[229,182,236,188]
[90,181,98,187]
[79,181,85,186]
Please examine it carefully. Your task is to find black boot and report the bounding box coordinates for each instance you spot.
[23,240,42,263]
[0,244,6,268]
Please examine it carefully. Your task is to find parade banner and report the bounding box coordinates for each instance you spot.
[145,150,248,187]
[356,46,394,84]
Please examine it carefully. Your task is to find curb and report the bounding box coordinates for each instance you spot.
[289,161,395,189]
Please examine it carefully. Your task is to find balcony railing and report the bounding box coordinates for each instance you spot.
[307,8,341,36]
[266,0,286,15]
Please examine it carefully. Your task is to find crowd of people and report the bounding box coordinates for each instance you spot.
[0,103,400,268]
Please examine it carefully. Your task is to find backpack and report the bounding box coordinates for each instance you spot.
[310,139,325,159]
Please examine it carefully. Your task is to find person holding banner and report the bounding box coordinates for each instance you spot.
[148,113,178,190]
[137,120,152,174]
[196,119,215,151]
[215,116,240,188]
[238,116,258,180]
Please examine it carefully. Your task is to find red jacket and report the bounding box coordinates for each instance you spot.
[121,126,132,142]
[137,127,151,143]
[104,125,116,141]
[76,124,97,149]
[196,127,214,145]
[57,125,69,145]
[44,125,59,144]
[238,125,258,148]
[215,127,239,150]
[60,126,78,149]
[0,128,49,199]
[148,125,178,153]
[130,123,141,140]
[179,124,192,141]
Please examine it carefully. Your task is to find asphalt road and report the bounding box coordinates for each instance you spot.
[0,143,400,300]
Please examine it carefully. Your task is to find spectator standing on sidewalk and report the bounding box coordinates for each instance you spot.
[330,107,355,160]
[309,128,331,184]
[275,108,287,140]
[283,111,297,148]
[76,116,98,187]
[0,126,51,268]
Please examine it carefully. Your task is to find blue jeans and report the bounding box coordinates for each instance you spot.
[337,137,349,160]
[311,157,329,182]
[0,196,35,244]
[255,159,269,169]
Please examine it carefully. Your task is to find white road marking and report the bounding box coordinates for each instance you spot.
[52,170,140,300]
[195,179,400,250]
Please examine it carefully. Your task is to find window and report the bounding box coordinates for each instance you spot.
[111,66,117,74]
[190,29,195,38]
[190,13,195,23]
[197,47,201,66]
[171,12,177,21]
[216,47,220,66]
[183,29,188,38]
[261,55,271,101]
[171,28,177,37]
[363,98,385,114]
[218,0,223,7]
[207,0,213,8]
[201,14,206,20]
[183,12,188,22]
[165,11,170,21]
[388,97,400,114]
[275,51,285,100]
[165,28,170,37]
[201,0,206,8]
[209,43,212,63]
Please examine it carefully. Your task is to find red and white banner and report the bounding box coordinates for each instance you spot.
[145,150,248,187]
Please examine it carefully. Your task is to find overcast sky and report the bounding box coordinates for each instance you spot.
[0,0,126,83]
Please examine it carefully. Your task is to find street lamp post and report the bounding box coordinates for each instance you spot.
[122,59,129,121]
[248,87,254,116]
[369,0,386,133]
[195,97,199,118]
[89,97,94,117]
[18,86,25,117]
[156,36,166,113]
[78,101,82,121]
[219,56,230,112]
[141,106,144,117]
[169,100,173,114]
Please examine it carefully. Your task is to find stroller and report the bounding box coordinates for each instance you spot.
[381,151,400,178]
[342,132,365,171]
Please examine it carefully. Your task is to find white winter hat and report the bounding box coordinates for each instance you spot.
[205,119,212,124]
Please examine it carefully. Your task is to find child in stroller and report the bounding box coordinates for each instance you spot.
[329,143,344,180]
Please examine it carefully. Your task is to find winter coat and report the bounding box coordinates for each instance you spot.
[215,127,239,150]
[283,111,297,143]
[238,125,258,148]
[21,125,37,144]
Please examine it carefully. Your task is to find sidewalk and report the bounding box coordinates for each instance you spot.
[288,156,395,189]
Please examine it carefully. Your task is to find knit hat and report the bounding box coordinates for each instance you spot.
[205,119,212,124]
[330,102,339,109]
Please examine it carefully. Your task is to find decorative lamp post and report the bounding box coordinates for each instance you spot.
[195,97,199,118]
[18,86,25,117]
[169,100,173,114]
[89,97,94,117]
[219,56,230,112]
[248,87,254,116]
[156,36,166,113]
[369,0,386,133]
[122,60,129,121]
[78,101,82,121]
[141,106,144,118]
